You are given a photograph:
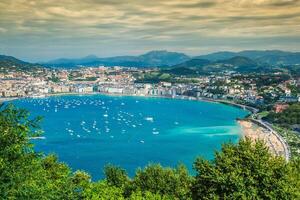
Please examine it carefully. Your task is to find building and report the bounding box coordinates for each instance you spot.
[274,104,289,113]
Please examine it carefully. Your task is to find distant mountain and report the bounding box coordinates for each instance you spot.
[170,56,277,74]
[43,49,300,68]
[173,58,211,68]
[1,49,299,74]
[45,55,140,67]
[0,55,27,66]
[196,50,300,65]
[194,51,237,61]
[44,50,190,68]
[219,56,257,67]
[138,51,190,66]
[0,55,42,72]
[255,53,300,65]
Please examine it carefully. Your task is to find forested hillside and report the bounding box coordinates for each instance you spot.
[264,103,300,128]
[0,55,42,72]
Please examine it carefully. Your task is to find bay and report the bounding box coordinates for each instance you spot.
[12,95,249,180]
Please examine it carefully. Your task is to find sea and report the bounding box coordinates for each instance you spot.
[11,94,249,180]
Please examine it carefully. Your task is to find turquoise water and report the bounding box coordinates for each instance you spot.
[12,95,249,180]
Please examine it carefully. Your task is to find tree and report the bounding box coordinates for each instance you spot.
[82,181,124,200]
[0,104,85,199]
[192,138,299,200]
[132,164,192,199]
[104,164,129,188]
[128,191,171,200]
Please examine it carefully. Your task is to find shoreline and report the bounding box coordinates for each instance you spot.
[238,119,290,160]
[0,92,257,112]
[0,92,290,160]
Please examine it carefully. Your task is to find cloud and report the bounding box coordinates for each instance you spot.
[171,1,217,8]
[0,27,7,33]
[0,0,299,60]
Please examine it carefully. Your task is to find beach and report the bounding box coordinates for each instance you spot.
[238,120,289,159]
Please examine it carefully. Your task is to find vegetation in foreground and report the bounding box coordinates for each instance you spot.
[0,104,299,199]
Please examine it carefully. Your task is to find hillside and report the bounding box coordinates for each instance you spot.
[173,58,211,68]
[216,56,263,72]
[264,103,300,128]
[0,55,43,72]
[170,56,274,74]
[196,50,300,65]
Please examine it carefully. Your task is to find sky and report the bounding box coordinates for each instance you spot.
[0,0,300,62]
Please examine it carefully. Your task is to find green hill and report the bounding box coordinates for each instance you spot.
[170,56,279,74]
[0,55,43,72]
[196,50,300,65]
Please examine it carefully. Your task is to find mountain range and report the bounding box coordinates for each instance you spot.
[42,50,300,68]
[1,50,300,74]
[43,51,190,68]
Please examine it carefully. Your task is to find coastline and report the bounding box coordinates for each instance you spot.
[0,92,290,160]
[0,97,19,103]
[238,119,290,160]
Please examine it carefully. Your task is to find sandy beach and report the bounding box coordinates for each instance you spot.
[238,120,287,159]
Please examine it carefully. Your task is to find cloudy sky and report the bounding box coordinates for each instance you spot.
[0,0,300,61]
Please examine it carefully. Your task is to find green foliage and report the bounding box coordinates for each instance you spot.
[128,191,172,200]
[131,164,192,199]
[287,84,300,95]
[0,55,43,73]
[162,67,198,76]
[82,181,124,200]
[273,125,300,159]
[0,104,86,199]
[264,103,300,127]
[48,75,60,83]
[104,164,129,188]
[192,138,298,200]
[135,72,172,83]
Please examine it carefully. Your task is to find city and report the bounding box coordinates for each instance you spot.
[1,65,299,105]
[1,0,300,199]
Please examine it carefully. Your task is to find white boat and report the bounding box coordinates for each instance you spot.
[145,117,154,122]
